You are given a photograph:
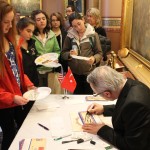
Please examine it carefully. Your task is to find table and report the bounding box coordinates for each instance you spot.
[9,94,118,150]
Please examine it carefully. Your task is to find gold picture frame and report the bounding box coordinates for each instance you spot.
[119,0,150,87]
[8,0,42,16]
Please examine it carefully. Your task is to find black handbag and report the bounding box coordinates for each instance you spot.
[89,35,111,61]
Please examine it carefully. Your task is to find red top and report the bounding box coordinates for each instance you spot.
[0,44,33,109]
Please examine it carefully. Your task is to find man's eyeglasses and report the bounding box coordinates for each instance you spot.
[66,10,72,13]
[93,91,106,97]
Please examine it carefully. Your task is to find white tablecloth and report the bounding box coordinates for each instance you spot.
[9,94,117,150]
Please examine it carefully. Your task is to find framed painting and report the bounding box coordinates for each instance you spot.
[8,0,42,16]
[78,111,96,124]
[64,0,84,15]
[119,0,150,87]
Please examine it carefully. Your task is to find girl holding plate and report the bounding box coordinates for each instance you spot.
[0,1,35,149]
[31,10,60,87]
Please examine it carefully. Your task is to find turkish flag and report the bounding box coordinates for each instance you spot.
[61,68,76,93]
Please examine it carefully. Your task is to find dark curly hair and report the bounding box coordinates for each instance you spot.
[69,12,82,26]
[17,17,35,34]
[31,10,50,36]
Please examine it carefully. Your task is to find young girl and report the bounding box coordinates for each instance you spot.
[0,1,35,149]
[50,12,68,72]
[61,13,103,94]
[17,17,39,86]
[31,10,60,87]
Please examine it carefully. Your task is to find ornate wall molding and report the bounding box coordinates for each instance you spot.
[102,17,121,32]
[118,0,150,87]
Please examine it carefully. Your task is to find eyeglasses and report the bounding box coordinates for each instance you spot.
[51,19,59,22]
[66,10,72,13]
[93,91,106,97]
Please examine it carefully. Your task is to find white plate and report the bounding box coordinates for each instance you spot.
[71,55,90,60]
[35,53,59,65]
[43,62,61,68]
[23,87,51,101]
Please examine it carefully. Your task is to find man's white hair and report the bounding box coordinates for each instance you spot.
[87,66,125,93]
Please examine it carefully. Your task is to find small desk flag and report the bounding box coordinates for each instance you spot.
[61,68,76,93]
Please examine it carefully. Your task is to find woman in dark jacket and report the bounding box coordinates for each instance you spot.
[50,12,68,72]
[86,8,106,37]
[17,17,39,86]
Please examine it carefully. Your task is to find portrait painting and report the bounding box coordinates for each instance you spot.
[65,0,84,14]
[78,111,96,124]
[8,0,42,16]
[120,0,150,88]
[68,0,82,13]
[131,0,150,61]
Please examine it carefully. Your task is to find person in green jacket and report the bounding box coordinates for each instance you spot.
[31,10,60,86]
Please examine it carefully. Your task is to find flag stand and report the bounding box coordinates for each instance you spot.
[62,89,69,99]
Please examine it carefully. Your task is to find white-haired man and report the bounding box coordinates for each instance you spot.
[82,66,150,150]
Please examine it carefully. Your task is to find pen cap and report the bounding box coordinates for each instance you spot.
[77,138,84,144]
[90,140,96,145]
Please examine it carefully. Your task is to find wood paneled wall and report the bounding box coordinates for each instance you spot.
[42,0,122,52]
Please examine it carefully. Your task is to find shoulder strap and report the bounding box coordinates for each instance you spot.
[89,36,95,49]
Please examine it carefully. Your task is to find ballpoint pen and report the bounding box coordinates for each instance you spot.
[87,104,94,112]
[54,134,72,141]
[62,137,92,144]
[84,104,95,123]
[38,123,49,130]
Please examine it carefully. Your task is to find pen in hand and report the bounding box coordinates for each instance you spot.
[87,104,94,113]
[38,123,49,131]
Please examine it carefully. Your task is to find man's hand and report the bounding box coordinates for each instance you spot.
[82,123,105,134]
[87,103,104,115]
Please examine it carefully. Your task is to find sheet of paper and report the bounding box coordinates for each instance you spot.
[50,117,71,137]
[70,111,102,132]
[64,99,85,105]
[85,95,106,101]
[35,102,60,111]
[70,112,83,132]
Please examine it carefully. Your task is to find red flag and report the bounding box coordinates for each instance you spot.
[61,68,76,93]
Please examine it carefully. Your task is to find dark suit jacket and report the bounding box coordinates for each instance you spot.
[97,79,150,150]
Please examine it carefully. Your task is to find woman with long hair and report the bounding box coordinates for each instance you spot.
[0,1,35,149]
[17,17,39,86]
[61,13,102,94]
[31,10,60,87]
[50,12,68,73]
[86,8,106,37]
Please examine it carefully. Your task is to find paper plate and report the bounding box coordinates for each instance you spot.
[71,55,90,61]
[35,53,59,65]
[23,87,51,101]
[43,62,61,68]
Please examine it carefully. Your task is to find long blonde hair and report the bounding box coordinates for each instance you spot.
[0,1,17,75]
